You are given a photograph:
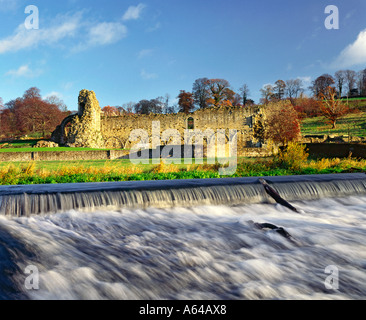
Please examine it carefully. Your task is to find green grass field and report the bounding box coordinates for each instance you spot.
[341,97,366,102]
[0,147,117,153]
[0,139,125,153]
[301,111,366,137]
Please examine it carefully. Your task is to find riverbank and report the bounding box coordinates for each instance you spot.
[0,155,364,186]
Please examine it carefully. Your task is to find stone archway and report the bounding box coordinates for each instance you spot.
[105,137,125,149]
[59,113,78,145]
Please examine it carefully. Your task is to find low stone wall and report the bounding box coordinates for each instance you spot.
[0,146,272,162]
[302,135,366,144]
[0,150,130,162]
[0,152,33,162]
[306,143,366,158]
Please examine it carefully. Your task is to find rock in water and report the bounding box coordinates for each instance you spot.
[259,178,300,213]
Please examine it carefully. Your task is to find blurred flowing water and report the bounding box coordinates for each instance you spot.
[1,196,366,300]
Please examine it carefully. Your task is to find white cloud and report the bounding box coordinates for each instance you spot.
[261,83,275,89]
[44,91,64,100]
[146,22,161,32]
[5,64,42,78]
[70,21,127,53]
[332,29,366,68]
[63,82,74,91]
[0,12,82,54]
[137,49,153,59]
[141,69,157,80]
[87,22,127,46]
[122,4,146,21]
[297,76,312,86]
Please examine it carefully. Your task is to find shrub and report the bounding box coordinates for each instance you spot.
[274,142,309,170]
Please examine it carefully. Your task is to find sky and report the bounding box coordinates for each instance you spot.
[1,0,366,111]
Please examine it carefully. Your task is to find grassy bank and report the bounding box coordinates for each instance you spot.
[0,152,364,185]
[301,111,366,136]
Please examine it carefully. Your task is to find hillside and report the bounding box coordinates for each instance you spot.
[301,111,366,137]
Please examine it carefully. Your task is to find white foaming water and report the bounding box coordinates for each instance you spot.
[0,196,366,300]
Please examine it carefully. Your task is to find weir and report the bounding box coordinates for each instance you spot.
[0,173,366,217]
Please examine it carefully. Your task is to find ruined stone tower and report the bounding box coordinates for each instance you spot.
[52,89,105,148]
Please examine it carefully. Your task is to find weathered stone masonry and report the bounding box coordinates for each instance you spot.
[52,89,269,156]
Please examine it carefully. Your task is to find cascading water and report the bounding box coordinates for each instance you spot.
[1,173,366,217]
[0,173,365,300]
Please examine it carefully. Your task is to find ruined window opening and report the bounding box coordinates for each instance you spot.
[187,117,194,130]
[246,116,253,128]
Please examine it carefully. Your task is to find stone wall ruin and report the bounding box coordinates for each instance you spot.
[52,89,267,156]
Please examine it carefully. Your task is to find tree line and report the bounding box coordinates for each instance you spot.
[102,78,254,116]
[1,67,365,141]
[108,67,366,116]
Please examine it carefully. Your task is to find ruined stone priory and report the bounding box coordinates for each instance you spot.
[51,89,271,157]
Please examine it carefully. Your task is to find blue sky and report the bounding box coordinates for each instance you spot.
[1,0,366,111]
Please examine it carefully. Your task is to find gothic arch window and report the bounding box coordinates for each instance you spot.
[187,117,194,130]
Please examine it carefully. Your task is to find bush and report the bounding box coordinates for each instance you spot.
[274,142,309,170]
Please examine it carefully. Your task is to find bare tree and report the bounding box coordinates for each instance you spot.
[359,69,366,96]
[163,94,171,114]
[232,93,242,107]
[45,95,68,112]
[274,80,286,100]
[260,84,274,103]
[239,84,250,106]
[192,78,210,109]
[134,99,163,114]
[122,102,137,114]
[344,70,357,96]
[334,70,347,97]
[285,79,304,100]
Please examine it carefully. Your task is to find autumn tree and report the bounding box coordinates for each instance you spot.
[319,86,349,129]
[19,90,67,137]
[262,100,301,145]
[102,106,119,116]
[310,74,335,99]
[23,87,42,100]
[204,79,235,107]
[0,87,68,139]
[293,96,321,119]
[177,90,194,114]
